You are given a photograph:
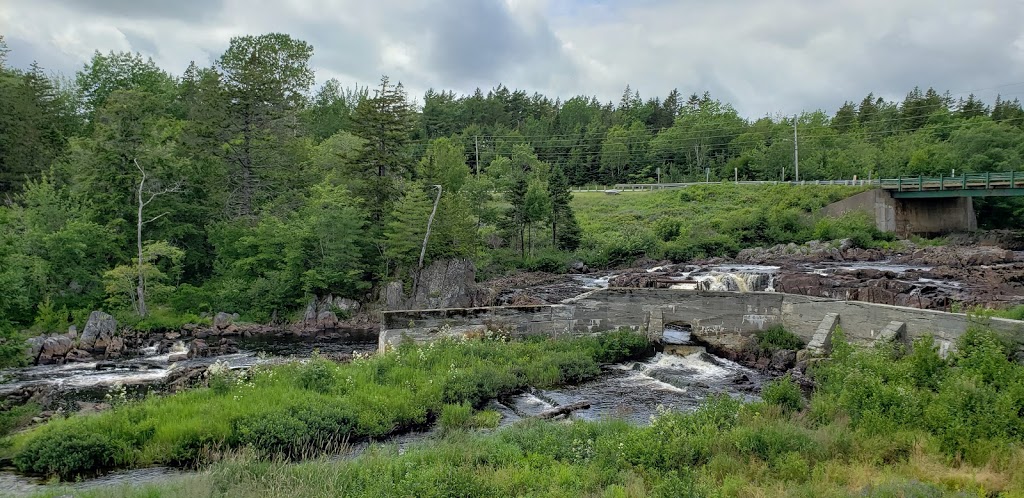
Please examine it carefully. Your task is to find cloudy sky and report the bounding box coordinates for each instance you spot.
[3,0,1024,117]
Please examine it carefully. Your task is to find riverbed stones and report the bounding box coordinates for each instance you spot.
[80,311,117,350]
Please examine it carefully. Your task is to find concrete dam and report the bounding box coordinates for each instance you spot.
[380,288,1024,356]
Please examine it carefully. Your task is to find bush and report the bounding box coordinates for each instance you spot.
[762,375,805,413]
[438,403,473,431]
[14,429,118,479]
[297,356,337,393]
[592,329,653,363]
[523,250,568,273]
[757,325,805,352]
[0,403,40,437]
[812,213,894,248]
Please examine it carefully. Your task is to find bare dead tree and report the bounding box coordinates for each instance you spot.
[418,185,442,270]
[134,159,183,317]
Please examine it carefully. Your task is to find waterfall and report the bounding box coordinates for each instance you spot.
[695,272,775,292]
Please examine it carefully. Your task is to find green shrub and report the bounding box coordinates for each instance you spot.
[297,356,337,393]
[230,410,307,458]
[762,375,805,413]
[591,329,653,363]
[730,422,819,463]
[0,403,40,437]
[756,325,804,352]
[523,250,568,273]
[772,451,810,482]
[653,217,682,242]
[14,429,118,479]
[812,212,894,248]
[438,403,473,431]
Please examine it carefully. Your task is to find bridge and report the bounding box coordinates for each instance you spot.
[595,172,1024,198]
[879,172,1024,198]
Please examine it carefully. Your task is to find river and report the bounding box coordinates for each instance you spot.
[0,325,762,495]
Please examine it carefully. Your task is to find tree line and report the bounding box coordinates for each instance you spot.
[1,31,1023,344]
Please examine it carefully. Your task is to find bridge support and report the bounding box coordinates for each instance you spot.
[823,189,976,236]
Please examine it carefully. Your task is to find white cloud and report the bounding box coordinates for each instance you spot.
[3,0,1023,116]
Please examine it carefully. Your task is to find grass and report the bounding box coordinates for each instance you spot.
[3,330,651,480]
[22,325,1024,497]
[569,184,890,266]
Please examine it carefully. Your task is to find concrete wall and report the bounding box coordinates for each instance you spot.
[380,288,1024,353]
[822,189,976,236]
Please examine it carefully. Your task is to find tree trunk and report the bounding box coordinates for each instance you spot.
[533,401,591,419]
[551,217,557,248]
[418,185,442,269]
[136,165,148,317]
[520,223,525,259]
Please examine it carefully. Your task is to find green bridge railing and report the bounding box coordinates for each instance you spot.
[880,172,1023,192]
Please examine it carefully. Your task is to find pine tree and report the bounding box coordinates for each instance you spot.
[547,166,571,246]
[352,76,413,228]
[383,183,431,276]
[505,175,529,258]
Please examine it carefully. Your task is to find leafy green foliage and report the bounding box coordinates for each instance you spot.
[761,375,804,413]
[5,331,651,477]
[756,325,805,352]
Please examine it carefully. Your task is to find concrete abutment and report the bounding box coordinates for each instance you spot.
[822,189,977,236]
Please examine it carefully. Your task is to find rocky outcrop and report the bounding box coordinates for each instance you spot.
[385,259,496,310]
[213,312,238,331]
[80,311,117,351]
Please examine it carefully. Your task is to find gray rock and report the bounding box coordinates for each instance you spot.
[38,336,73,364]
[66,325,77,338]
[316,310,338,328]
[213,312,234,330]
[168,353,188,363]
[80,311,117,350]
[64,348,93,363]
[187,339,209,359]
[26,336,45,362]
[104,335,125,358]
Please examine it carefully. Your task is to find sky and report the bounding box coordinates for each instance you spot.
[3,0,1024,118]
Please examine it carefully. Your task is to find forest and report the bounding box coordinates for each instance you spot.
[3,31,1024,353]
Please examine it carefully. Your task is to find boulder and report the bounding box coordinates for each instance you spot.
[187,339,209,359]
[66,325,78,338]
[37,336,73,364]
[213,312,234,330]
[168,352,188,363]
[104,335,125,358]
[80,311,117,350]
[64,348,93,363]
[316,311,339,328]
[26,336,45,362]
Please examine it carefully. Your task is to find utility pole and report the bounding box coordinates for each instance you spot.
[474,136,480,177]
[793,114,800,183]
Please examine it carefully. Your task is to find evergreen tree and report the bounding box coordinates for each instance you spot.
[504,174,529,258]
[547,166,580,251]
[352,76,413,228]
[216,33,314,217]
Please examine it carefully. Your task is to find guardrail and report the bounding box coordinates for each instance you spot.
[879,172,1023,192]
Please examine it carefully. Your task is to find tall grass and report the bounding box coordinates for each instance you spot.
[5,330,651,480]
[25,326,1024,497]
